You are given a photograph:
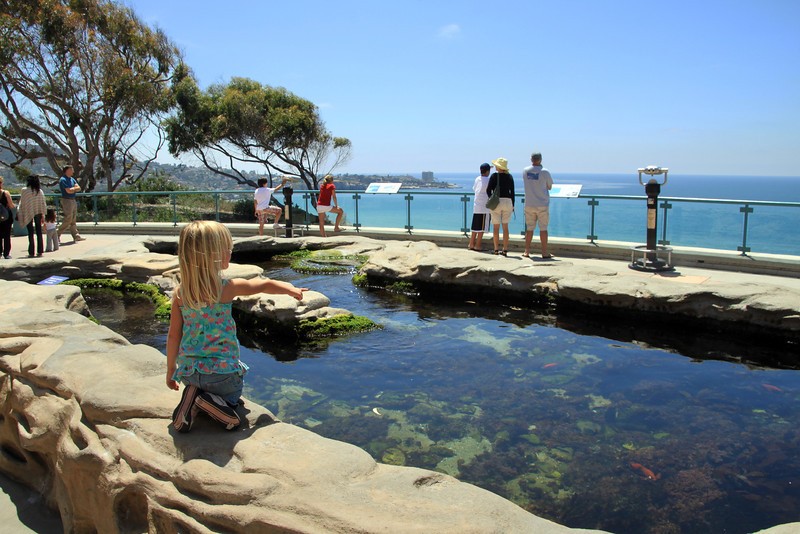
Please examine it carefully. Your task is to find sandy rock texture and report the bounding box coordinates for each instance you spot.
[358,240,800,333]
[1,233,798,533]
[0,279,604,533]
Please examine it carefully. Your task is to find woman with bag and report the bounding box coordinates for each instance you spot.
[0,176,15,259]
[486,157,515,256]
[17,175,47,257]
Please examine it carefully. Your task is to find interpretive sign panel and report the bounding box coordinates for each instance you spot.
[365,183,403,194]
[550,184,583,198]
[37,275,69,285]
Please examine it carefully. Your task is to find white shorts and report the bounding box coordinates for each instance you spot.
[524,205,550,231]
[317,205,333,214]
[491,198,513,225]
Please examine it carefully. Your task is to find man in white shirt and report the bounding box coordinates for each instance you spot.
[254,176,289,235]
[522,153,554,259]
[468,162,491,251]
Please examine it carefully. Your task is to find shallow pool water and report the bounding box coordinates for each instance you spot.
[87,267,800,534]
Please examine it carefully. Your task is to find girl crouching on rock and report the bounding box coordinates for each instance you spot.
[167,220,307,432]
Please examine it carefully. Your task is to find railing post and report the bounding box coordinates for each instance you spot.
[520,196,527,236]
[404,193,413,233]
[92,194,98,225]
[738,203,753,255]
[214,193,220,222]
[283,186,294,238]
[587,198,599,242]
[659,200,672,245]
[461,194,470,235]
[353,193,362,232]
[303,193,311,228]
[132,194,138,226]
[171,193,178,226]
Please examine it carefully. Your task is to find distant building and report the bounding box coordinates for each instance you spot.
[421,171,434,182]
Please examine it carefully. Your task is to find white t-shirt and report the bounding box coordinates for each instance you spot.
[254,186,279,210]
[472,174,491,214]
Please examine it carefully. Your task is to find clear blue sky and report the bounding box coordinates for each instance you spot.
[125,0,800,176]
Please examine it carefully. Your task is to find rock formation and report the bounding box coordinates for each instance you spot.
[0,280,603,533]
[1,232,798,533]
[358,240,800,334]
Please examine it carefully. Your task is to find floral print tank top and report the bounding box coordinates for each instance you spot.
[173,290,247,380]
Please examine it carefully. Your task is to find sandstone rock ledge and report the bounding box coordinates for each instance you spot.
[358,241,800,334]
[0,280,606,534]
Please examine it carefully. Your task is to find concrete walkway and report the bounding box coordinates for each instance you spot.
[6,226,800,290]
[0,475,62,533]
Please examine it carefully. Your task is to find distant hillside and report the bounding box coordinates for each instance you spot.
[1,151,456,191]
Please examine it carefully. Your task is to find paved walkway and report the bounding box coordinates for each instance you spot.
[0,475,62,533]
[6,229,800,289]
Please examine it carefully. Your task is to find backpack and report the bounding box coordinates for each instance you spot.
[0,193,9,222]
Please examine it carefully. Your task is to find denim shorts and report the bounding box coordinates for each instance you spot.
[181,372,243,406]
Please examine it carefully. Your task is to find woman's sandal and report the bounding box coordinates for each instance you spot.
[501,250,508,257]
[522,252,530,258]
[493,250,500,255]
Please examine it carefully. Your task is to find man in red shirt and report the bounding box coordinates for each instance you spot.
[316,174,345,237]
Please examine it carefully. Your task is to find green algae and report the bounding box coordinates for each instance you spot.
[586,394,612,409]
[458,324,515,356]
[284,249,368,275]
[62,278,171,319]
[382,448,407,465]
[297,313,381,339]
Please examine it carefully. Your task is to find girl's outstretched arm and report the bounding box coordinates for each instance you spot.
[224,277,308,301]
[165,296,183,391]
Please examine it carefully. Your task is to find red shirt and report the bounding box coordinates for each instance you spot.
[318,183,335,206]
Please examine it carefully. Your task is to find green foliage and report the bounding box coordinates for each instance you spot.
[165,74,351,191]
[297,314,380,339]
[352,273,368,287]
[62,278,171,319]
[0,0,182,191]
[119,171,188,193]
[232,198,254,220]
[12,165,32,183]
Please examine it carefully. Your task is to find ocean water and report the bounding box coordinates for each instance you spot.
[309,173,800,256]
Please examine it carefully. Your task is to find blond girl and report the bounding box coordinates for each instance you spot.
[167,220,307,432]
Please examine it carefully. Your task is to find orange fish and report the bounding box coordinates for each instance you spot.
[762,384,782,393]
[542,363,558,369]
[630,462,660,481]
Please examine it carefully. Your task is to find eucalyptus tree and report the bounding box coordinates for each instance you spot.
[0,0,182,191]
[165,73,351,191]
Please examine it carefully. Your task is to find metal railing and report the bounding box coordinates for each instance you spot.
[16,189,800,256]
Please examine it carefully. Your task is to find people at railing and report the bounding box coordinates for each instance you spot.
[18,182,795,256]
[17,175,47,258]
[487,157,515,256]
[468,163,492,252]
[522,152,554,259]
[317,174,345,237]
[254,176,289,235]
[0,176,15,259]
[58,165,85,243]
